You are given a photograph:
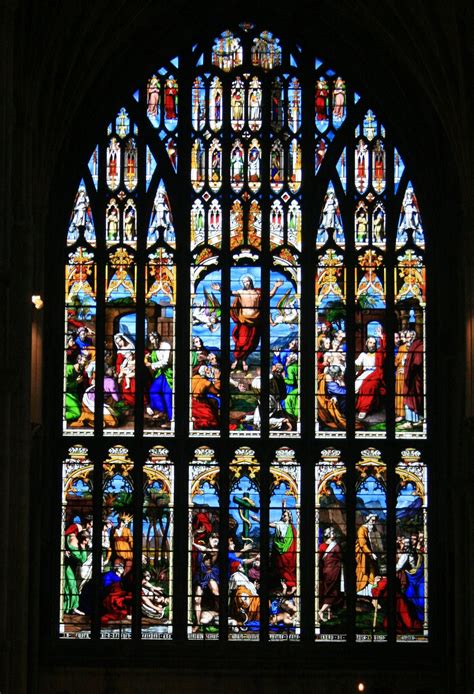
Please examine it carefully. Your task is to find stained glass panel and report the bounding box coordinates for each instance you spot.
[355,138,369,194]
[68,182,95,246]
[188,447,220,639]
[144,248,176,436]
[164,76,178,130]
[251,31,282,70]
[190,263,221,436]
[229,267,262,435]
[355,449,387,642]
[101,446,134,639]
[213,30,243,72]
[124,137,138,192]
[231,76,245,130]
[332,77,346,127]
[270,256,301,436]
[397,183,425,249]
[208,138,222,192]
[209,76,223,131]
[395,251,426,438]
[104,248,137,435]
[288,140,302,194]
[269,448,300,640]
[288,78,301,133]
[229,448,261,640]
[230,139,244,192]
[315,77,330,132]
[192,76,206,132]
[248,139,262,193]
[147,75,161,126]
[316,250,347,437]
[191,139,205,193]
[141,447,174,639]
[248,76,262,131]
[64,247,97,435]
[148,181,176,248]
[315,448,347,641]
[106,137,121,191]
[355,250,387,438]
[105,198,120,245]
[317,182,344,247]
[270,140,284,193]
[395,449,428,641]
[60,446,94,639]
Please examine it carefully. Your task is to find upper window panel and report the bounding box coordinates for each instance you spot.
[63,25,427,442]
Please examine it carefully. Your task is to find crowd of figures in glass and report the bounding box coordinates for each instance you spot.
[188,448,221,638]
[141,447,174,638]
[190,263,222,435]
[60,24,429,642]
[395,449,428,641]
[269,257,301,436]
[353,448,428,641]
[60,446,94,638]
[187,447,300,640]
[99,447,135,637]
[64,245,97,434]
[227,450,262,639]
[144,184,176,436]
[355,449,388,640]
[316,247,347,436]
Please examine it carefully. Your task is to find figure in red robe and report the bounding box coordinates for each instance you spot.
[315,78,329,121]
[227,275,283,371]
[355,329,386,420]
[164,79,177,121]
[318,526,343,621]
[371,577,422,633]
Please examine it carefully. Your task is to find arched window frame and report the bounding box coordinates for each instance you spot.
[53,22,432,649]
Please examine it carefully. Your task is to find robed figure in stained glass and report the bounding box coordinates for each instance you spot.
[315,77,329,125]
[147,76,160,118]
[191,364,220,430]
[332,77,346,121]
[355,327,386,421]
[224,275,283,371]
[164,78,178,121]
[144,331,173,424]
[269,500,297,596]
[318,526,343,622]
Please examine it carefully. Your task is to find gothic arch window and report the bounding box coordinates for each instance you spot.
[60,24,428,644]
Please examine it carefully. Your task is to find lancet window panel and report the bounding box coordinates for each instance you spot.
[57,23,430,646]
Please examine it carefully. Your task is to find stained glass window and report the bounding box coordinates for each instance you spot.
[59,25,429,644]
